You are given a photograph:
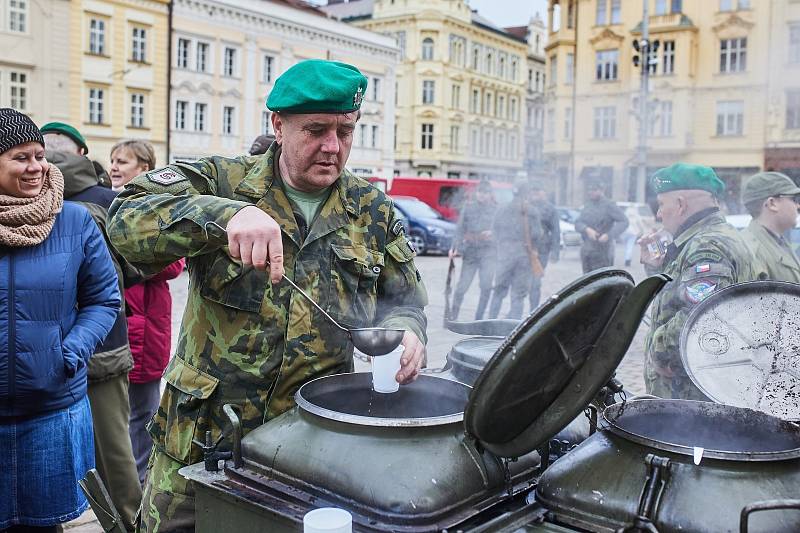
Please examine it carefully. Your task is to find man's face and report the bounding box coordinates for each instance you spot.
[272,112,357,192]
[656,191,684,235]
[772,195,800,233]
[588,187,603,200]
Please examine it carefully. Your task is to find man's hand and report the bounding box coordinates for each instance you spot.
[396,330,426,385]
[637,232,666,268]
[598,233,609,243]
[226,206,284,283]
[585,227,599,240]
[448,248,457,259]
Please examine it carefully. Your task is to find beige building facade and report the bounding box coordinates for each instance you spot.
[63,0,170,166]
[545,0,777,209]
[170,0,399,178]
[325,0,528,182]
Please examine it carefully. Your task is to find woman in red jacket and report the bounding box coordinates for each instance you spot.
[110,139,185,483]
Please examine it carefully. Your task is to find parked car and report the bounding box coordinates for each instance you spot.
[556,207,582,248]
[391,196,456,255]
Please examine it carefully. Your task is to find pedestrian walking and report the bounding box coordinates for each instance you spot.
[574,181,628,273]
[110,140,185,486]
[487,180,544,319]
[108,60,428,532]
[528,180,560,312]
[0,108,120,532]
[640,163,762,400]
[448,180,497,320]
[740,171,800,283]
[46,129,144,530]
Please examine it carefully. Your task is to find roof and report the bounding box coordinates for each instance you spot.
[270,0,329,17]
[472,11,527,44]
[321,0,375,21]
[504,25,529,41]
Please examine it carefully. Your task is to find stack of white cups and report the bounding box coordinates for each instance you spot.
[371,344,404,393]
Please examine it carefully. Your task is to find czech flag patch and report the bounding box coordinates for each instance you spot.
[695,264,711,273]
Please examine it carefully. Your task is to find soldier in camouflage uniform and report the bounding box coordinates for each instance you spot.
[107,60,428,532]
[641,163,762,400]
[574,181,628,273]
[448,180,497,320]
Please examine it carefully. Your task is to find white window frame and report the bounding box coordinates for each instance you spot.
[260,110,270,135]
[176,38,190,69]
[610,0,621,24]
[222,106,236,135]
[131,27,147,62]
[720,37,747,73]
[196,42,210,73]
[449,125,459,153]
[88,87,105,124]
[9,0,28,33]
[649,100,673,137]
[655,0,668,15]
[194,102,207,132]
[451,84,460,109]
[130,92,145,128]
[593,106,616,139]
[421,38,434,61]
[546,108,555,142]
[421,123,434,149]
[565,53,574,85]
[596,0,607,25]
[787,90,800,130]
[175,100,188,130]
[662,41,675,74]
[372,77,381,101]
[263,55,275,84]
[422,80,435,105]
[596,49,619,81]
[716,100,744,136]
[790,24,800,65]
[371,125,379,149]
[89,18,106,55]
[223,47,238,78]
[549,55,557,86]
[10,71,28,111]
[564,106,572,139]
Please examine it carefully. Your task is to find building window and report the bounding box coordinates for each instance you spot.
[720,37,747,73]
[596,0,607,25]
[174,100,187,130]
[546,108,555,142]
[649,100,673,136]
[223,106,235,135]
[472,46,481,70]
[485,93,492,115]
[471,127,478,152]
[372,77,381,101]
[195,103,207,132]
[565,53,574,84]
[449,35,466,66]
[10,72,27,110]
[655,0,667,15]
[130,93,145,128]
[451,84,461,109]
[450,125,459,152]
[421,123,434,149]
[471,89,479,113]
[395,31,406,58]
[89,19,106,55]
[177,38,190,69]
[486,52,494,75]
[223,47,237,77]
[357,124,366,147]
[88,88,105,124]
[510,98,518,121]
[596,49,619,81]
[662,41,675,74]
[511,58,518,82]
[196,42,209,72]
[549,55,557,86]
[422,38,434,61]
[786,90,800,129]
[261,110,270,135]
[9,0,27,32]
[372,125,379,148]
[790,25,800,64]
[422,80,435,104]
[484,130,492,156]
[720,0,747,11]
[131,27,147,62]
[564,107,572,139]
[671,0,682,13]
[593,106,616,138]
[716,100,744,136]
[499,56,506,78]
[262,55,274,84]
[610,0,621,24]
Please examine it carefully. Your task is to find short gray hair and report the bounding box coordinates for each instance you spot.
[44,133,80,155]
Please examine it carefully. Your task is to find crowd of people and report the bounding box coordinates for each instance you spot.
[0,57,799,533]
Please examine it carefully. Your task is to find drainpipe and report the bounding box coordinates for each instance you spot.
[166,0,173,163]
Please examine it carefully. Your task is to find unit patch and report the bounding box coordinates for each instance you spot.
[684,280,717,304]
[147,168,187,186]
[391,219,405,237]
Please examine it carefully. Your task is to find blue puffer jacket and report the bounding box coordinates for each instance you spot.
[0,202,121,417]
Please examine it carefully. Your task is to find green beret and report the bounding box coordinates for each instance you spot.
[650,163,725,196]
[742,171,800,205]
[266,60,368,114]
[40,122,88,154]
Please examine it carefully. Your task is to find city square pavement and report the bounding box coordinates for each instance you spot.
[66,241,650,531]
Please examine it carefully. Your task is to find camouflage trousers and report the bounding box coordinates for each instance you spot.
[136,450,195,533]
[643,361,709,401]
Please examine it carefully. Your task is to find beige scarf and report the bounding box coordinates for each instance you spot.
[0,164,64,247]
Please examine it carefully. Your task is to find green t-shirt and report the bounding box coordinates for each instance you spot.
[273,148,332,226]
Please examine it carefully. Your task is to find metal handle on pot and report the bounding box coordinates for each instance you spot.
[739,499,800,533]
[223,404,243,469]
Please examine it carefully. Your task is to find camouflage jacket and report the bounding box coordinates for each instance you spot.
[742,220,800,284]
[107,146,428,465]
[644,210,760,398]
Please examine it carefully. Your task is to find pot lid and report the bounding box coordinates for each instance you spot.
[681,281,800,421]
[448,337,505,369]
[464,268,639,459]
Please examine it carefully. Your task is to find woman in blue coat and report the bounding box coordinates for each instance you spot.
[0,108,120,532]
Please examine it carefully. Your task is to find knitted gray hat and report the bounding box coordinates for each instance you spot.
[0,108,44,154]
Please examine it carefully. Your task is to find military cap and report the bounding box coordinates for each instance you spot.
[40,121,89,154]
[266,60,368,114]
[741,171,800,205]
[650,163,725,196]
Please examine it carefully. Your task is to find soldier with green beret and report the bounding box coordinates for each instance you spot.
[640,163,762,400]
[108,59,429,532]
[40,121,90,155]
[741,171,800,283]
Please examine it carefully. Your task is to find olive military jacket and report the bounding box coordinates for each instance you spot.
[107,146,428,465]
[452,200,497,257]
[742,220,800,284]
[644,210,761,400]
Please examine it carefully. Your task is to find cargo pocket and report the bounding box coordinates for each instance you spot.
[160,357,220,465]
[329,244,383,327]
[198,251,267,313]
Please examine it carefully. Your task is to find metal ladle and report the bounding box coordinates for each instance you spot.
[206,222,404,356]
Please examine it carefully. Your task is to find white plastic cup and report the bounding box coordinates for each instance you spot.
[371,344,404,393]
[303,507,352,533]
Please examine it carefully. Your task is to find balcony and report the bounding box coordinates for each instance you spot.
[632,13,696,34]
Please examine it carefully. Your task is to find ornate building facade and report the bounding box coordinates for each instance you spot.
[170,0,398,177]
[325,0,528,182]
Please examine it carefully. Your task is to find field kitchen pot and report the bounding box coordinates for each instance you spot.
[181,269,664,532]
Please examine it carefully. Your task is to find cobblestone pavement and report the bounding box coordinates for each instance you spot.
[67,242,650,531]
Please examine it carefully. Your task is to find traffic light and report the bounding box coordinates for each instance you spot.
[632,39,660,70]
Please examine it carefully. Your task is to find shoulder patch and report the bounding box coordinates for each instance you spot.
[391,219,405,237]
[147,168,187,186]
[684,279,718,304]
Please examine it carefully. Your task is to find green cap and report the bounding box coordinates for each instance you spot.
[40,122,88,154]
[650,163,725,196]
[266,60,368,114]
[742,171,800,205]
